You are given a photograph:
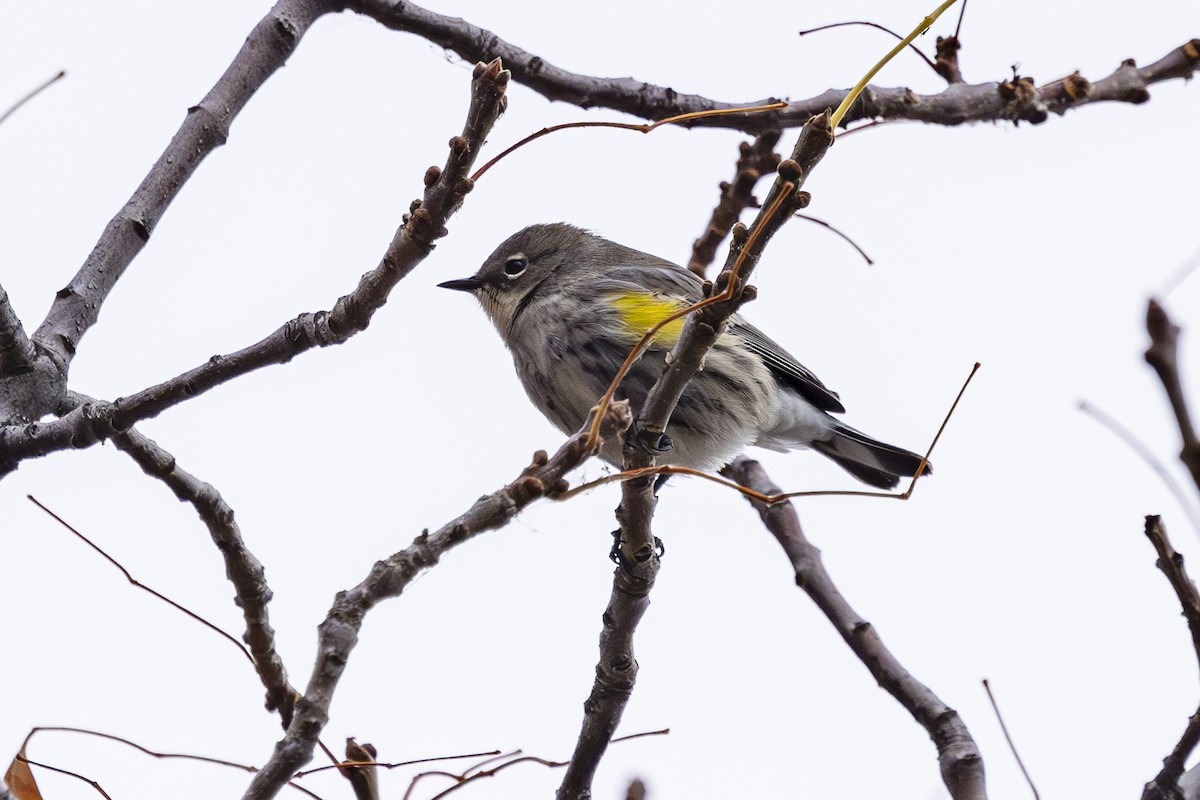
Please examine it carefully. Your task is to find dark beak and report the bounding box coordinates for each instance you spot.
[438,276,482,292]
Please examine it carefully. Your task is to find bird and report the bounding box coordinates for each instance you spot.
[439,223,930,489]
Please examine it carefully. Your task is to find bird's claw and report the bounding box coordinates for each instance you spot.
[627,419,673,456]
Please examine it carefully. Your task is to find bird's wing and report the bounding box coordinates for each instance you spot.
[599,259,845,413]
[727,319,845,413]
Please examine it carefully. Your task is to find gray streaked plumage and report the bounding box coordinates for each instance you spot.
[440,223,930,488]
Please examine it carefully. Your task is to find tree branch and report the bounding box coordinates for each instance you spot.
[687,132,781,277]
[1143,516,1200,800]
[0,58,510,478]
[554,479,657,800]
[0,283,36,375]
[103,407,293,723]
[356,2,1197,130]
[1145,299,1200,493]
[0,284,65,425]
[558,112,834,800]
[31,0,340,371]
[240,402,633,800]
[724,457,987,800]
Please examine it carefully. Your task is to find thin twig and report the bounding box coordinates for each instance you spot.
[470,102,786,182]
[0,70,66,127]
[1159,244,1200,299]
[795,213,874,265]
[26,495,255,664]
[402,730,667,800]
[1078,400,1200,539]
[15,757,113,800]
[831,0,961,129]
[295,750,503,778]
[981,680,1040,799]
[797,21,939,74]
[20,727,323,800]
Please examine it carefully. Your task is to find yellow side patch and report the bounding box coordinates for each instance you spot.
[608,291,687,345]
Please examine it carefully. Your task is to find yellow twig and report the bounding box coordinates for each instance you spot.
[829,0,960,129]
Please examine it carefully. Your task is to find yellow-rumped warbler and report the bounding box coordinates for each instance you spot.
[440,223,930,488]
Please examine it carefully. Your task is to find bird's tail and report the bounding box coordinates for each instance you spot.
[810,423,932,490]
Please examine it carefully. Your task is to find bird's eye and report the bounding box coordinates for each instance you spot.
[503,255,527,278]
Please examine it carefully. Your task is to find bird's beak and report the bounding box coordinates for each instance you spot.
[438,276,482,292]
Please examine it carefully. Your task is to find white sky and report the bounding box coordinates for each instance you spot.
[2,1,1199,798]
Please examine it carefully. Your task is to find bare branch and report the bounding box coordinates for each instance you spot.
[357,2,1197,130]
[1145,299,1200,493]
[1143,516,1200,800]
[1147,712,1200,800]
[19,726,323,800]
[687,132,781,277]
[1145,516,1200,677]
[32,0,339,370]
[102,408,293,722]
[0,58,510,477]
[0,283,36,375]
[724,457,987,800]
[241,401,632,800]
[555,476,657,800]
[0,284,64,425]
[557,113,835,800]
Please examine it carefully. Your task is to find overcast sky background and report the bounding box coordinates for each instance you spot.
[3,1,1199,798]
